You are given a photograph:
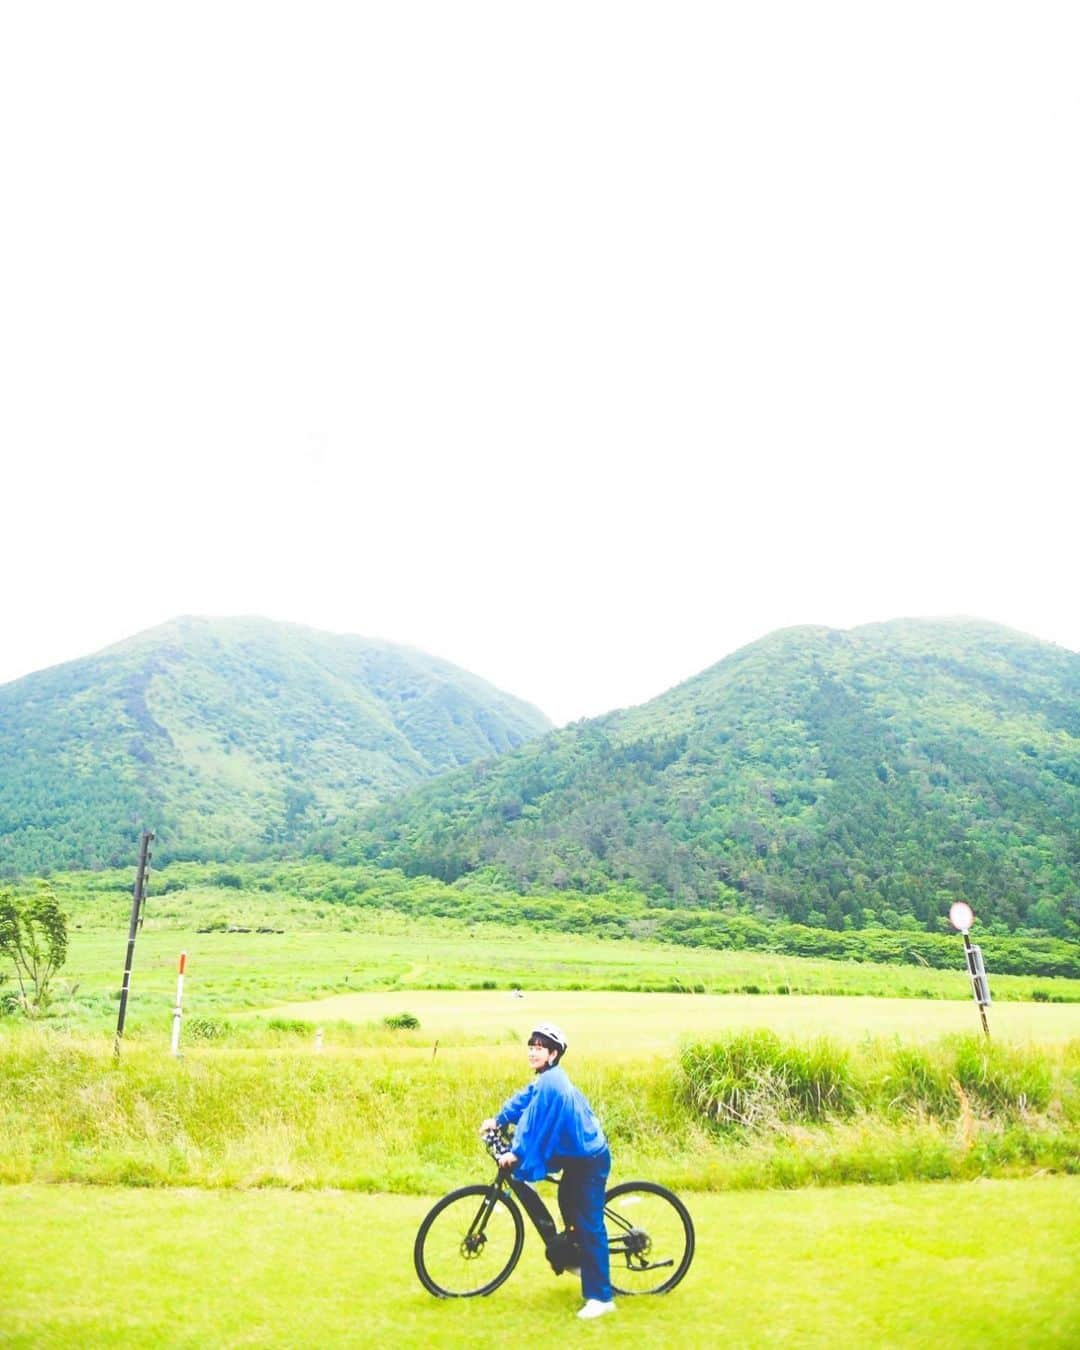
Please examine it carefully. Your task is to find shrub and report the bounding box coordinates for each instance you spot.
[187,1017,233,1042]
[383,1012,420,1030]
[0,885,69,1015]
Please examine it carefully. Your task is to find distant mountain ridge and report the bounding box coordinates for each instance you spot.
[328,619,1080,936]
[0,616,551,873]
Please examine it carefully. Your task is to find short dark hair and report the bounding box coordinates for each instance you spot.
[528,1031,564,1061]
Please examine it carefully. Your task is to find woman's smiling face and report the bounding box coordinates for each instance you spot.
[527,1038,559,1072]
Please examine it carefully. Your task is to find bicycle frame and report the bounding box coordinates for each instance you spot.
[461,1160,560,1247]
[479,1160,672,1276]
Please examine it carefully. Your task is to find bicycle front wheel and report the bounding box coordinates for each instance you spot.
[414,1184,525,1297]
[604,1180,695,1295]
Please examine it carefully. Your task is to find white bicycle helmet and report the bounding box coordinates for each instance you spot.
[529,1022,568,1056]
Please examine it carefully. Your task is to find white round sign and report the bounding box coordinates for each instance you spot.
[949,901,975,932]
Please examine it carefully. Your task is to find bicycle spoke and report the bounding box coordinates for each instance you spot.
[604,1182,695,1295]
[414,1185,524,1298]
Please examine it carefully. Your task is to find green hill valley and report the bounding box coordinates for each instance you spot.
[326,620,1080,937]
[0,616,551,873]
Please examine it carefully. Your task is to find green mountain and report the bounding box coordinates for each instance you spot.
[329,620,1080,936]
[0,617,551,873]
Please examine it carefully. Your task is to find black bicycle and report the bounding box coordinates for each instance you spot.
[413,1128,695,1298]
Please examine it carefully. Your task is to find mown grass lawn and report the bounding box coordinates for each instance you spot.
[2,1177,1077,1347]
[256,987,1080,1052]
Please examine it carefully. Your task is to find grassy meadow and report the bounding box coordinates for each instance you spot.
[3,1178,1078,1348]
[260,987,1080,1051]
[3,1014,1077,1194]
[4,867,1079,1345]
[43,918,1080,1040]
[9,869,1079,1043]
[3,871,1078,1195]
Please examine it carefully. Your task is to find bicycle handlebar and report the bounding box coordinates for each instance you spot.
[482,1125,513,1160]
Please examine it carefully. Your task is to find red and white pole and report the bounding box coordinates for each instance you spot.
[171,951,187,1056]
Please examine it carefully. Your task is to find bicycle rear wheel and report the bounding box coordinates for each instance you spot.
[414,1184,525,1297]
[604,1180,695,1295]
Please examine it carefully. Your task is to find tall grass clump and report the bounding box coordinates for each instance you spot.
[680,1030,856,1127]
[681,1031,1068,1129]
[878,1044,957,1118]
[950,1035,1054,1113]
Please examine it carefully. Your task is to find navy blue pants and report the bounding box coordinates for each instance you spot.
[558,1146,612,1303]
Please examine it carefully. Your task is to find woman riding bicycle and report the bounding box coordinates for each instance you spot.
[479,1022,615,1321]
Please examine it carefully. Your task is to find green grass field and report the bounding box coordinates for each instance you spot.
[21,906,1080,1044]
[5,875,1079,1345]
[258,987,1080,1053]
[3,1019,1077,1194]
[2,1178,1077,1347]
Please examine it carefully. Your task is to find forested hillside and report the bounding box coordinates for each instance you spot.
[326,621,1080,937]
[0,617,550,873]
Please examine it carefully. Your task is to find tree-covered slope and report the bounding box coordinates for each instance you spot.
[0,617,550,873]
[328,620,1080,935]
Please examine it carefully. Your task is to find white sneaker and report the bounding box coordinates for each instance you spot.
[577,1300,615,1320]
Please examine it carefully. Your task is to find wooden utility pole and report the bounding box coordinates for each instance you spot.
[114,829,154,1057]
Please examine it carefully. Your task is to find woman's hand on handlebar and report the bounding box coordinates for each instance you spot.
[479,1117,497,1137]
[497,1151,518,1170]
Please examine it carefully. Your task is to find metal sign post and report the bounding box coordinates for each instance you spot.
[948,901,991,1038]
[114,829,155,1058]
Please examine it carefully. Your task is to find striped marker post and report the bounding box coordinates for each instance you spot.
[171,951,187,1056]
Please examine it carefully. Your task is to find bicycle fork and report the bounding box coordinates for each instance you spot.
[463,1186,507,1256]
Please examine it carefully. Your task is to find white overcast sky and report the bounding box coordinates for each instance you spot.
[2,4,1077,726]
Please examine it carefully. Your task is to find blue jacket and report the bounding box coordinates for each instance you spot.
[495,1065,608,1183]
